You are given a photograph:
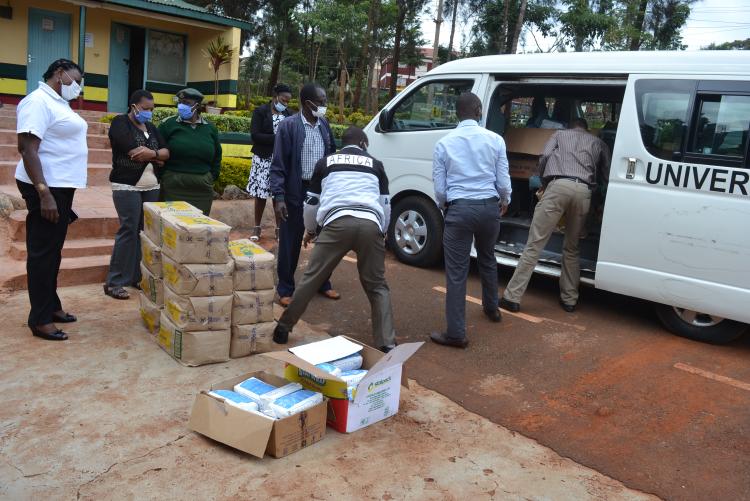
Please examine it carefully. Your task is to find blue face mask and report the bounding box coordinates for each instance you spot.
[274,101,287,112]
[133,106,152,124]
[177,103,195,120]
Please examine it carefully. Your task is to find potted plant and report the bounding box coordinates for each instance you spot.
[203,36,234,115]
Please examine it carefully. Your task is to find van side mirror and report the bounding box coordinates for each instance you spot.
[378,109,392,132]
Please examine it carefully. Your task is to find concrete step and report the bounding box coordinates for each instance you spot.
[0,116,108,135]
[0,129,110,149]
[0,161,112,186]
[8,237,114,260]
[0,106,109,120]
[0,144,111,164]
[0,253,109,290]
[8,206,118,241]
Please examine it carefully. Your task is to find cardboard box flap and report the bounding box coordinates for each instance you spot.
[262,351,345,382]
[353,342,423,406]
[503,127,556,156]
[188,392,274,458]
[288,336,363,365]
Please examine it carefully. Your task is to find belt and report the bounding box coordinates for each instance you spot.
[447,197,499,206]
[546,176,592,188]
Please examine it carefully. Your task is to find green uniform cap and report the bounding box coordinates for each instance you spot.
[176,87,204,102]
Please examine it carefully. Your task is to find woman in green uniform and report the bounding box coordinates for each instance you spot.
[158,88,222,214]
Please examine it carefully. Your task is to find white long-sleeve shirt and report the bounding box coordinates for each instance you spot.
[433,119,512,207]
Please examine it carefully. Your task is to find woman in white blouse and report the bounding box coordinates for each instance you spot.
[16,59,87,341]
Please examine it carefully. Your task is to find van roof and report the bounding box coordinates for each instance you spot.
[428,51,750,77]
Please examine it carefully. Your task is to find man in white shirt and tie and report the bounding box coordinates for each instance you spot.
[430,92,512,348]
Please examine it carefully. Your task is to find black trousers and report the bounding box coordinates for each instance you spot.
[17,180,76,326]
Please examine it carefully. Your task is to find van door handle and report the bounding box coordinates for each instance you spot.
[626,157,637,179]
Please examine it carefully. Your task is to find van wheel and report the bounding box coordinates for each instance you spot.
[654,304,748,344]
[388,196,443,267]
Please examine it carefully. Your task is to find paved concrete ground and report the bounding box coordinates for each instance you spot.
[0,284,655,500]
[298,249,750,501]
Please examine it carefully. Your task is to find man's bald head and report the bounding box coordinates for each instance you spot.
[456,92,482,122]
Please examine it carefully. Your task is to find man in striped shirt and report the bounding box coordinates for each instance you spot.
[273,127,397,352]
[501,118,610,313]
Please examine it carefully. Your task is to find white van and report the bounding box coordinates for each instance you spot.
[363,51,750,343]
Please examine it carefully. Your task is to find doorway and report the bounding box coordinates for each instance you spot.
[27,8,71,94]
[107,23,145,112]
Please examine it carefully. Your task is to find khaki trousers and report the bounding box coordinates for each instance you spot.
[503,179,591,306]
[278,216,396,348]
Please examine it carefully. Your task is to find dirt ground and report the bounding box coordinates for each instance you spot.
[0,284,657,500]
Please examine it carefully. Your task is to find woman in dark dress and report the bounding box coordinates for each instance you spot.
[104,89,169,300]
[246,83,292,241]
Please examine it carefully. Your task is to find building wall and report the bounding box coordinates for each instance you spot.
[0,0,241,110]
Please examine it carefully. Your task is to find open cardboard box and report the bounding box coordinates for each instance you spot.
[263,336,423,433]
[188,371,327,458]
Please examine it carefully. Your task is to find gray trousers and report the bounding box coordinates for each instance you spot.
[503,179,591,306]
[278,216,396,348]
[443,199,502,340]
[106,189,160,287]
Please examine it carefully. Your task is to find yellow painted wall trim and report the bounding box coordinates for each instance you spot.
[0,78,27,95]
[84,86,108,102]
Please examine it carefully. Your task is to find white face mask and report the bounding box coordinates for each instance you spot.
[60,70,82,101]
[307,100,327,119]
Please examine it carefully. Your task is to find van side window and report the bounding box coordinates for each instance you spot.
[689,94,750,159]
[635,80,695,161]
[391,80,474,131]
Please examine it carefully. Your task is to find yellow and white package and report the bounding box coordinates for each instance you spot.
[164,287,232,331]
[140,263,164,306]
[138,291,161,334]
[140,231,163,277]
[162,255,234,297]
[142,201,200,246]
[160,213,231,264]
[232,290,275,325]
[157,313,230,366]
[230,322,276,358]
[228,239,276,291]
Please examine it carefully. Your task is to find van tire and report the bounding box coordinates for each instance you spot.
[654,304,748,344]
[388,196,444,267]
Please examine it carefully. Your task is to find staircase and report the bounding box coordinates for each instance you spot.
[0,104,118,290]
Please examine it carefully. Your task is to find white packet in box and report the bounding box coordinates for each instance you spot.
[208,390,260,413]
[268,389,323,419]
[258,382,303,410]
[329,353,363,372]
[234,376,278,405]
[340,369,367,387]
[315,362,342,377]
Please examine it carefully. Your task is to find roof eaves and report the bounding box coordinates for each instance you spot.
[104,0,252,30]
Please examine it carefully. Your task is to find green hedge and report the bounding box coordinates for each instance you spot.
[215,156,251,193]
[147,107,251,132]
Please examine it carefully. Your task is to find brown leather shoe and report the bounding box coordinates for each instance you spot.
[279,296,292,307]
[320,289,341,300]
[429,332,468,348]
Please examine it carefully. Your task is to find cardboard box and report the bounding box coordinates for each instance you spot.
[228,239,276,291]
[140,231,162,277]
[232,290,275,325]
[230,321,276,358]
[160,212,231,264]
[189,371,327,458]
[162,255,234,297]
[508,153,540,179]
[264,336,423,433]
[142,201,201,246]
[138,291,161,335]
[157,313,230,366]
[163,287,232,331]
[504,127,556,156]
[140,263,164,306]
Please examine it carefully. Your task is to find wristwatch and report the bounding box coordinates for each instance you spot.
[35,183,49,193]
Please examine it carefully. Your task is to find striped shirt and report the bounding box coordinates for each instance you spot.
[538,128,611,186]
[300,113,326,180]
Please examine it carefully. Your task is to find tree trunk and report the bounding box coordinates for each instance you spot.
[508,0,527,54]
[500,0,511,53]
[389,1,407,99]
[447,0,458,61]
[432,0,444,68]
[338,48,347,121]
[629,0,650,51]
[366,8,381,114]
[266,15,288,95]
[353,0,377,110]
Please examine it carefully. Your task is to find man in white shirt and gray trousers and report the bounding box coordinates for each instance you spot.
[430,92,512,348]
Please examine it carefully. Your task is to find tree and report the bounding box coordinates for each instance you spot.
[265,0,300,95]
[704,38,750,50]
[389,0,427,98]
[558,0,614,51]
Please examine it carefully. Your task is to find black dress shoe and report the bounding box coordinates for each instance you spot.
[52,312,77,323]
[31,326,68,341]
[483,308,502,322]
[559,300,576,313]
[379,343,398,353]
[273,324,289,344]
[499,297,520,312]
[429,332,468,348]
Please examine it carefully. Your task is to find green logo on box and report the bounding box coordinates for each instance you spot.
[367,376,392,393]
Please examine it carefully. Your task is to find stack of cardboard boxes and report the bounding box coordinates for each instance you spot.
[227,239,277,358]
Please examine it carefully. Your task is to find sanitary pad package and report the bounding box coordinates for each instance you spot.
[258,382,303,410]
[234,376,278,404]
[340,369,368,387]
[329,353,363,372]
[208,390,261,413]
[268,389,324,419]
[315,362,342,377]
